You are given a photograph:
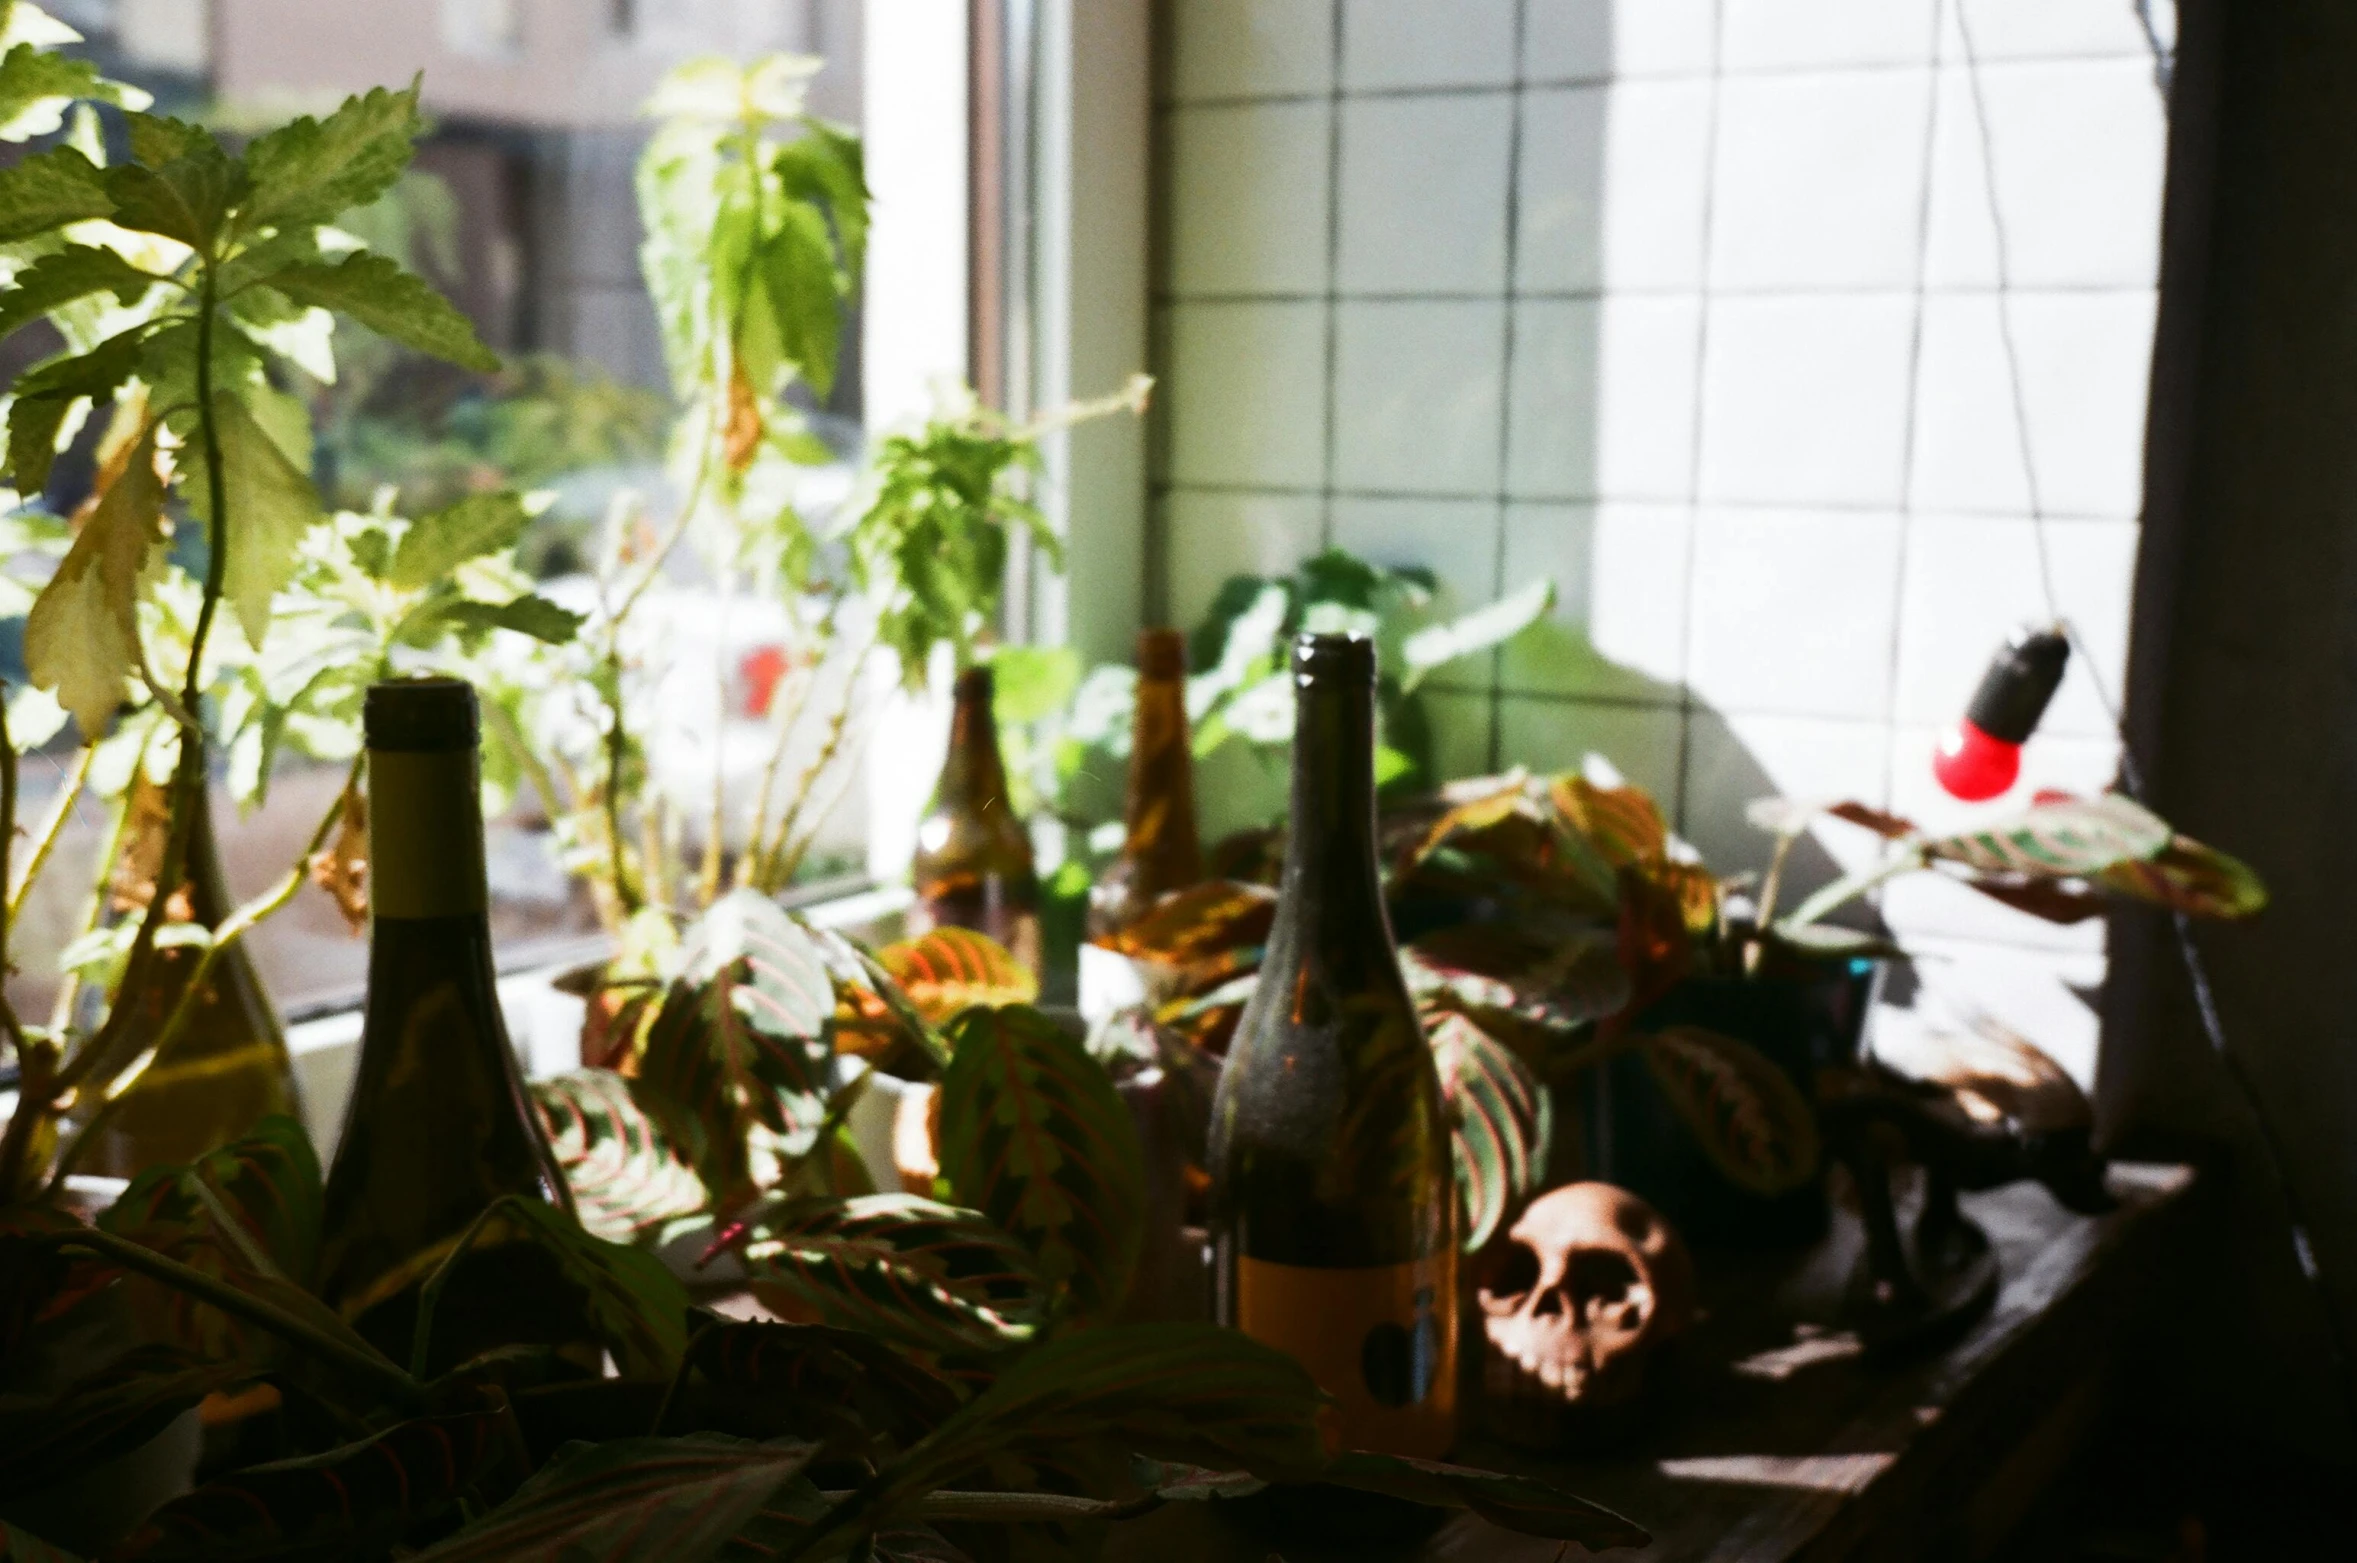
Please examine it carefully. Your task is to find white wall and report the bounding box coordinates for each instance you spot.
[1150,0,2172,1081]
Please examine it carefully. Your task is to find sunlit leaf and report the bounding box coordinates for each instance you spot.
[1639,1025,1820,1196]
[1399,578,1553,689]
[876,927,1039,1025]
[101,115,240,249]
[0,243,156,344]
[5,321,151,497]
[22,422,164,736]
[1402,922,1628,1042]
[238,78,423,232]
[0,143,110,241]
[739,1193,1045,1355]
[388,491,530,589]
[181,390,324,648]
[532,1069,710,1244]
[2095,833,2267,920]
[1093,879,1276,969]
[264,251,499,372]
[1550,773,1668,869]
[1923,791,2171,879]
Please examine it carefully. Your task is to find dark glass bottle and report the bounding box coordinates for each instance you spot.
[1087,627,1204,941]
[908,665,1042,973]
[83,786,302,1176]
[316,678,595,1375]
[1207,633,1457,1459]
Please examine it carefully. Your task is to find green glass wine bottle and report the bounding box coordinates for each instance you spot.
[81,784,302,1177]
[1207,632,1458,1459]
[908,664,1043,972]
[316,677,596,1374]
[1087,627,1205,941]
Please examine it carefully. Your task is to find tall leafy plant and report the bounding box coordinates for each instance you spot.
[0,56,571,1197]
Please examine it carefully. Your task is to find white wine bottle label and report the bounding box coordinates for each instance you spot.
[1237,1252,1457,1459]
[368,750,488,919]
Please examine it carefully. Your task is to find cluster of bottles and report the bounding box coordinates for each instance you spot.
[92,630,1457,1456]
[909,628,1457,1458]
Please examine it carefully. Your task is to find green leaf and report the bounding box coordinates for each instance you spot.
[23,421,164,737]
[748,205,844,396]
[5,322,151,495]
[388,491,530,588]
[937,1005,1146,1320]
[0,144,109,241]
[1428,1011,1550,1252]
[110,1409,518,1562]
[0,41,103,141]
[1399,578,1554,690]
[1403,922,1630,1043]
[532,1069,710,1244]
[985,643,1080,724]
[182,390,323,648]
[263,251,498,372]
[773,118,869,283]
[0,242,157,343]
[432,593,586,646]
[102,117,241,249]
[417,1196,690,1380]
[738,1193,1045,1355]
[1320,1452,1649,1550]
[239,79,423,233]
[1639,1024,1821,1196]
[100,1113,322,1285]
[0,1343,252,1493]
[874,927,1039,1026]
[406,1435,818,1563]
[804,1325,1328,1558]
[638,891,839,1204]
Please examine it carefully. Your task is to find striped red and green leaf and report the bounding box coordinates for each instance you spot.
[1638,1025,1820,1196]
[1428,1012,1551,1252]
[875,928,1038,1025]
[936,1007,1145,1320]
[531,1069,709,1244]
[738,1194,1045,1356]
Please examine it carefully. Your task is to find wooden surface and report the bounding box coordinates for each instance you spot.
[1106,1162,2199,1563]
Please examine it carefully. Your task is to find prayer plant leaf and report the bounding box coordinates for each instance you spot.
[263,251,499,372]
[1093,879,1278,970]
[426,1197,690,1379]
[1551,773,1669,869]
[2094,833,2268,920]
[238,78,423,233]
[109,1408,519,1563]
[0,143,109,241]
[1319,1453,1650,1550]
[404,1434,818,1563]
[684,1321,962,1457]
[937,1005,1146,1320]
[183,390,323,648]
[0,1344,252,1495]
[1922,791,2171,879]
[875,927,1039,1026]
[1403,922,1630,1042]
[0,243,157,344]
[814,1324,1329,1557]
[22,421,163,737]
[738,1193,1046,1356]
[637,891,838,1203]
[387,490,531,589]
[1639,1025,1821,1197]
[1429,1011,1550,1252]
[531,1068,709,1244]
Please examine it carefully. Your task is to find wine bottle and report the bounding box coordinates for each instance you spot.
[908,665,1042,972]
[316,678,595,1374]
[1207,633,1457,1458]
[82,784,303,1176]
[1087,627,1204,940]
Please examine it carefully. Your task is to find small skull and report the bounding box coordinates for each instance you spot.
[1477,1182,1695,1413]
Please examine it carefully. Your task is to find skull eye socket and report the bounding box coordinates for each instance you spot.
[1478,1238,1542,1305]
[1567,1247,1641,1310]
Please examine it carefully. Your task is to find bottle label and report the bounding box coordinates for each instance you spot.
[368,750,488,919]
[1237,1252,1457,1459]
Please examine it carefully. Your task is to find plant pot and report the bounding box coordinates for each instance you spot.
[1573,956,1882,1250]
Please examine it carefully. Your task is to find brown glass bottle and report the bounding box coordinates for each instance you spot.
[1087,628,1204,941]
[82,786,302,1176]
[1207,633,1457,1459]
[317,679,596,1375]
[908,665,1042,972]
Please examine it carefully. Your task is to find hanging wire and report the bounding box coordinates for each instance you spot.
[1952,0,2357,1434]
[2134,0,2177,96]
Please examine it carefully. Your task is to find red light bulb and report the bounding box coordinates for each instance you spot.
[1933,718,2021,801]
[1932,626,2070,801]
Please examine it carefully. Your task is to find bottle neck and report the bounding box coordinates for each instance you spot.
[934,677,1012,812]
[1122,672,1203,888]
[1279,671,1387,926]
[367,746,490,924]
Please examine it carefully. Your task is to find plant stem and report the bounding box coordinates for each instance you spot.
[41,1227,422,1408]
[43,755,360,1193]
[47,729,148,1035]
[0,689,16,1011]
[754,641,872,892]
[8,740,96,921]
[410,1194,528,1379]
[1779,849,1924,933]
